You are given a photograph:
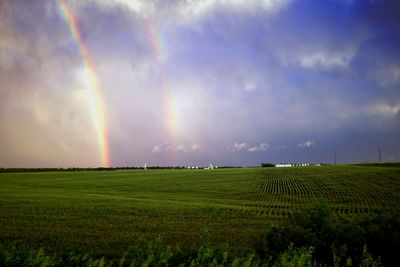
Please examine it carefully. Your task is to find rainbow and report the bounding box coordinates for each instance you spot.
[56,0,110,167]
[144,16,179,165]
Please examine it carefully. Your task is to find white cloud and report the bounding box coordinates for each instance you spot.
[248,142,269,152]
[82,0,153,15]
[295,50,355,69]
[191,144,200,151]
[177,0,291,25]
[366,102,400,118]
[297,140,316,148]
[245,82,257,91]
[231,142,269,152]
[176,144,186,151]
[152,145,161,153]
[180,0,216,19]
[151,142,200,153]
[231,142,248,151]
[82,0,291,24]
[370,65,400,87]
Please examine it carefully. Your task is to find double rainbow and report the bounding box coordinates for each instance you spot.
[57,0,110,167]
[57,1,181,166]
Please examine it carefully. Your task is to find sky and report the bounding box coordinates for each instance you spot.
[0,0,399,167]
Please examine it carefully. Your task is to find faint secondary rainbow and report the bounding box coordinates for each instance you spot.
[144,15,179,165]
[56,0,110,167]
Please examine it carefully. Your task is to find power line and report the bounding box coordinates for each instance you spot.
[378,147,382,163]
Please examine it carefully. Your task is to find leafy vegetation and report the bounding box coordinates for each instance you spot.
[255,200,400,266]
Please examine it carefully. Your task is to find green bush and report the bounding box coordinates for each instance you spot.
[274,245,314,267]
[256,199,391,267]
[361,212,400,267]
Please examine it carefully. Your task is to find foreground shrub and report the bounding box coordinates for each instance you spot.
[256,199,396,267]
[274,245,314,267]
[0,232,261,267]
[361,212,400,267]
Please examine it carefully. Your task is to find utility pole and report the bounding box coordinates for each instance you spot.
[378,147,382,163]
[334,152,337,165]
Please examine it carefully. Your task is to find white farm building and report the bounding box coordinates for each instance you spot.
[275,164,293,167]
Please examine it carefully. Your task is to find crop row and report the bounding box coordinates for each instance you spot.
[231,169,400,219]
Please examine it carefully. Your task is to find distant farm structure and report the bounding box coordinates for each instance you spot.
[275,164,293,168]
[267,163,322,168]
[186,163,218,170]
[205,163,218,170]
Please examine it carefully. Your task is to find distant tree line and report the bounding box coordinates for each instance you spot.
[0,166,248,173]
[0,167,140,173]
[261,163,275,167]
[0,167,182,173]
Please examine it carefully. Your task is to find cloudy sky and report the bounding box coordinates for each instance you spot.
[1,0,399,167]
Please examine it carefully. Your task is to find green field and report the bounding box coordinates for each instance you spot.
[1,165,400,257]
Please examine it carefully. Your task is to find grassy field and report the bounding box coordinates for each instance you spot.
[0,165,400,257]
